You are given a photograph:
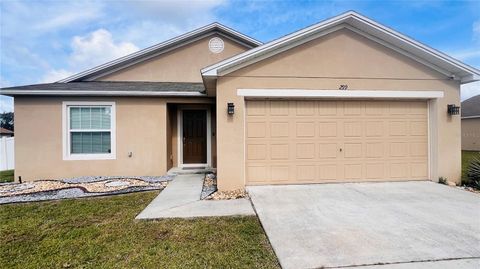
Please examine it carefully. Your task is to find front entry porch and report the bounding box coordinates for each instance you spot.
[166,103,216,171]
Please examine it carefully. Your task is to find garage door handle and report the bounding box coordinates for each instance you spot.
[339,148,342,152]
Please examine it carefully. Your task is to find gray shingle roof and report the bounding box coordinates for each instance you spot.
[1,81,205,96]
[462,95,480,118]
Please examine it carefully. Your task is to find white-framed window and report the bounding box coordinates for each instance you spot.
[62,101,116,160]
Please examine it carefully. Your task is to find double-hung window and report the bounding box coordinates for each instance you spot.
[63,102,116,160]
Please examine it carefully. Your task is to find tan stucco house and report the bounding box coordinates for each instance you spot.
[461,95,480,151]
[2,12,480,190]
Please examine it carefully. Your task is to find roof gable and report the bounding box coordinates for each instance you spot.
[60,23,262,83]
[202,11,480,84]
[461,95,480,118]
[228,28,447,80]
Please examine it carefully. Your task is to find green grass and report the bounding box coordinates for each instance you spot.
[0,191,279,269]
[0,169,14,183]
[462,150,480,183]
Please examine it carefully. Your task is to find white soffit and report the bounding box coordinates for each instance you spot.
[237,89,444,99]
[202,11,480,84]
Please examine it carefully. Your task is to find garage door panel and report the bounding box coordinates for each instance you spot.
[344,121,363,137]
[318,143,338,159]
[344,101,363,115]
[296,101,316,115]
[344,143,363,158]
[366,163,385,179]
[296,143,316,159]
[344,163,363,179]
[270,101,289,115]
[389,121,408,136]
[296,165,317,181]
[271,143,290,160]
[319,122,338,137]
[366,142,384,158]
[247,100,267,115]
[270,122,290,137]
[246,100,428,184]
[247,165,269,183]
[319,164,339,180]
[247,144,267,160]
[318,101,337,115]
[389,162,409,178]
[411,162,428,178]
[247,122,267,138]
[271,165,290,182]
[410,121,428,136]
[296,122,316,137]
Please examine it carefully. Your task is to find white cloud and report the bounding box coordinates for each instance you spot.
[461,81,480,101]
[449,20,480,68]
[473,20,480,41]
[69,29,139,70]
[0,96,14,113]
[40,69,74,83]
[111,0,226,47]
[33,6,102,31]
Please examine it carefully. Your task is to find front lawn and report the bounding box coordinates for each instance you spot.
[0,169,14,183]
[0,191,279,269]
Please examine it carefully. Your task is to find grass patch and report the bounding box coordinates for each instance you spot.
[0,169,14,183]
[462,150,480,183]
[0,191,279,269]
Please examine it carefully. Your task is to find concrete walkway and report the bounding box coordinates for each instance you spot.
[136,174,254,219]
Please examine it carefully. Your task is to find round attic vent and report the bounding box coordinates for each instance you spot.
[208,37,224,53]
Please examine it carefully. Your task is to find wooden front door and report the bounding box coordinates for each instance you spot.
[182,110,207,164]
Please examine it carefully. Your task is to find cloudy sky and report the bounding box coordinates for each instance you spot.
[1,0,479,112]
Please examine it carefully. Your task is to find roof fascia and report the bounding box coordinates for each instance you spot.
[0,90,207,97]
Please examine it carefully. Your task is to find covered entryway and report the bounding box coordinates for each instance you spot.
[182,110,207,164]
[245,100,429,184]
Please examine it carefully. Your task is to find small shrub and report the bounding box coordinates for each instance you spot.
[467,157,480,188]
[438,177,447,184]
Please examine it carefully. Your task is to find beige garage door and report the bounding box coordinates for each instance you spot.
[245,100,428,185]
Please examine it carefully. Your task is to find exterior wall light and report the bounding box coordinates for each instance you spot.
[447,104,460,115]
[227,102,235,115]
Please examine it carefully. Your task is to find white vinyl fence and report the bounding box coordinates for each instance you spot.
[0,137,14,171]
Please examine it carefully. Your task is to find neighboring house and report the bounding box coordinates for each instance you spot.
[1,12,479,189]
[461,95,480,151]
[0,127,14,138]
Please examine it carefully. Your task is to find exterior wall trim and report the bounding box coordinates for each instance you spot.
[237,89,444,99]
[62,101,117,161]
[461,116,480,119]
[177,106,212,168]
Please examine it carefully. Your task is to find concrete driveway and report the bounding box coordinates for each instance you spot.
[248,181,480,269]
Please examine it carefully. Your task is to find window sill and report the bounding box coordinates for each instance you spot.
[63,154,116,161]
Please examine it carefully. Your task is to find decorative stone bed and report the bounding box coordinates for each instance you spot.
[0,175,174,204]
[200,173,248,200]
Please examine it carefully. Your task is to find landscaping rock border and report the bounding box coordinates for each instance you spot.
[0,185,164,204]
[200,173,217,200]
[61,175,174,184]
[0,175,174,204]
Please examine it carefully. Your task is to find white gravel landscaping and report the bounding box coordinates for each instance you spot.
[0,175,174,204]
